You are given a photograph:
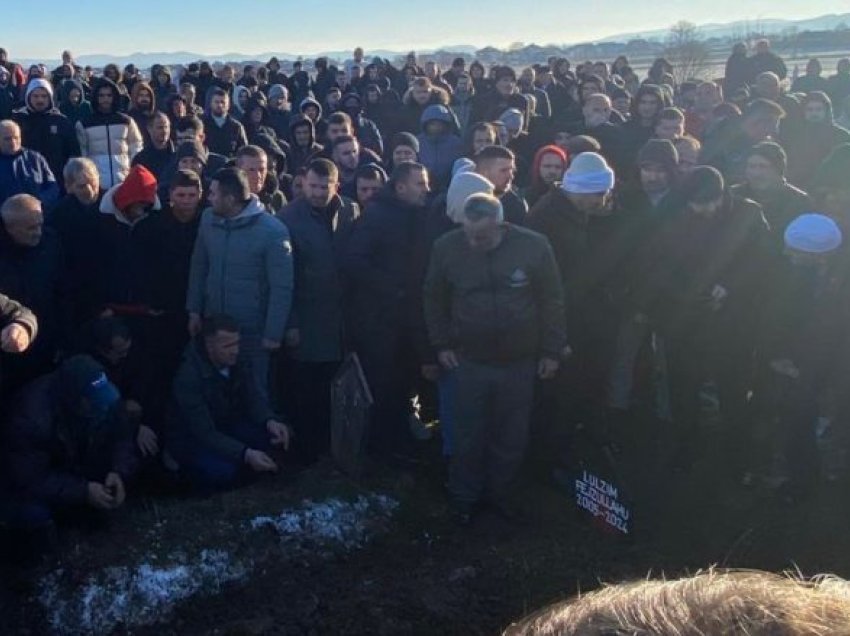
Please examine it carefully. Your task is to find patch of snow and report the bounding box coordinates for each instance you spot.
[250,494,399,549]
[39,549,247,635]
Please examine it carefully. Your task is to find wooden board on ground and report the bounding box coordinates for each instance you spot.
[330,353,374,477]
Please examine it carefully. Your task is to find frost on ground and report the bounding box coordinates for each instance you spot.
[39,549,247,635]
[250,494,399,550]
[37,493,398,635]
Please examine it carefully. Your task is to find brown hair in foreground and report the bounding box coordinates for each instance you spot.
[504,569,850,635]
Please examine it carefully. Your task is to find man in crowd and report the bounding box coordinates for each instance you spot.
[474,145,527,225]
[166,314,290,489]
[76,77,144,189]
[0,194,68,392]
[12,77,79,183]
[4,355,137,536]
[279,159,358,464]
[0,120,59,207]
[424,193,566,523]
[131,111,175,181]
[202,88,247,157]
[346,162,430,460]
[354,163,387,209]
[187,167,293,400]
[236,145,286,214]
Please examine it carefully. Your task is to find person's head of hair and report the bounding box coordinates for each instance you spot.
[355,163,387,184]
[0,193,43,247]
[327,111,352,128]
[505,569,850,636]
[211,167,250,209]
[742,98,786,141]
[474,144,515,167]
[307,157,339,183]
[389,161,429,205]
[475,145,516,194]
[176,115,204,138]
[90,316,132,364]
[463,192,503,223]
[562,134,602,159]
[170,168,202,192]
[63,157,100,202]
[201,313,239,340]
[235,144,266,162]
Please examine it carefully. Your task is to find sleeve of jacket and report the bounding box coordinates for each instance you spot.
[75,120,88,157]
[186,217,209,314]
[235,121,248,151]
[126,118,144,160]
[62,117,81,160]
[34,152,60,208]
[422,238,454,352]
[262,219,294,342]
[533,236,568,357]
[0,292,38,340]
[172,360,247,462]
[6,405,88,505]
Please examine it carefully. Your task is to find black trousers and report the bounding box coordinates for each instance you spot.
[280,359,339,465]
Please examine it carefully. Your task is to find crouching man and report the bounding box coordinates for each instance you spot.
[165,314,290,489]
[424,194,567,523]
[4,355,137,534]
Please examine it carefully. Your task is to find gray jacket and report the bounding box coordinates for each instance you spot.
[187,196,294,341]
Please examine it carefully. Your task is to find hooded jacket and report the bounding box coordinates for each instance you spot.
[4,362,137,507]
[127,80,156,136]
[266,84,292,140]
[58,78,93,126]
[76,78,144,188]
[782,95,850,188]
[287,114,323,174]
[12,78,80,181]
[416,104,463,192]
[339,93,384,156]
[186,197,294,342]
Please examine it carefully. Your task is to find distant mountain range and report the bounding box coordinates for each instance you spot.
[596,12,850,44]
[15,13,849,68]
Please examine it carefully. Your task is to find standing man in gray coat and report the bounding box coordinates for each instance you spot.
[424,194,567,524]
[278,159,359,464]
[186,167,293,400]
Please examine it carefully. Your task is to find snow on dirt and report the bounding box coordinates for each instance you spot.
[250,494,399,549]
[37,493,398,635]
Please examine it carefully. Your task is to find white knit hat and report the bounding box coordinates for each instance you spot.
[446,172,495,223]
[561,152,615,194]
[784,213,843,253]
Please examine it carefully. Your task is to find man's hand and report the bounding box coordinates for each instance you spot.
[188,312,202,336]
[537,357,560,380]
[104,472,126,507]
[421,364,440,382]
[1,322,31,353]
[137,424,159,457]
[87,481,117,510]
[244,448,279,473]
[262,338,281,351]
[437,350,460,370]
[266,420,291,450]
[284,328,301,348]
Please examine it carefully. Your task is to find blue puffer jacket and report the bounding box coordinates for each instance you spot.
[416,104,463,192]
[186,196,294,342]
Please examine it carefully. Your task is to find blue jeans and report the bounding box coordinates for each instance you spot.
[171,422,272,490]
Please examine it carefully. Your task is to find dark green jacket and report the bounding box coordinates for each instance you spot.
[423,225,566,364]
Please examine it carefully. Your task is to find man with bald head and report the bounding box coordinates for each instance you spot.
[0,194,68,390]
[0,120,59,207]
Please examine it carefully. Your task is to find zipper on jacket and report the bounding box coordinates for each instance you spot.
[106,123,114,188]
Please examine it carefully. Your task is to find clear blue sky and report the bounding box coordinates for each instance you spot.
[3,1,846,60]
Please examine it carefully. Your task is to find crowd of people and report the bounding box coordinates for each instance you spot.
[1,38,850,547]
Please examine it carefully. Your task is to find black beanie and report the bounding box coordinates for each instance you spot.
[176,140,208,166]
[638,139,679,176]
[684,166,725,203]
[748,141,787,175]
[390,132,420,154]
